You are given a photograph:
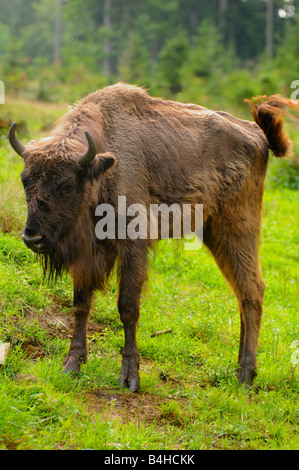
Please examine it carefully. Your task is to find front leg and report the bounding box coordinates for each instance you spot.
[118,241,147,392]
[63,285,93,373]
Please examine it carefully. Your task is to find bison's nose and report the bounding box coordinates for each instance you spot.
[22,229,45,252]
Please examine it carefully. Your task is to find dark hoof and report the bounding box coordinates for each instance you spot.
[119,374,140,392]
[63,355,81,374]
[237,366,257,388]
[119,355,140,392]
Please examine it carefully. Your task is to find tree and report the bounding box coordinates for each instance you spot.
[19,0,57,64]
[54,0,62,64]
[219,0,228,36]
[157,31,189,94]
[103,0,112,76]
[118,31,151,84]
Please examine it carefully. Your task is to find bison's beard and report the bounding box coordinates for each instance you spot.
[37,233,117,290]
[37,243,70,282]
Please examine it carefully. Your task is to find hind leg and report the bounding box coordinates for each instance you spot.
[204,221,265,386]
[236,268,265,385]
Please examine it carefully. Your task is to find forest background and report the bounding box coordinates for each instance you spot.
[0,0,298,109]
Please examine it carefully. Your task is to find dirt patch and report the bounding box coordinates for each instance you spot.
[20,341,46,359]
[37,306,107,340]
[84,389,168,427]
[18,304,107,359]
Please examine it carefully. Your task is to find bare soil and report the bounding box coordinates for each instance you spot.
[84,390,169,427]
[18,303,106,359]
[12,301,186,437]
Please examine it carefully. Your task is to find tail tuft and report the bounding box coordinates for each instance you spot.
[245,95,299,158]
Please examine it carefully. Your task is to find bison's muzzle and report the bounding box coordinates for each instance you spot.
[22,229,46,253]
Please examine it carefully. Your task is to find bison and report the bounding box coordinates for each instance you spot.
[9,84,299,390]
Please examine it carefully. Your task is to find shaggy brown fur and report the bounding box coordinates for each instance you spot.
[10,83,299,390]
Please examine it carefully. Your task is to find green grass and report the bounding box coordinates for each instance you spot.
[0,99,298,450]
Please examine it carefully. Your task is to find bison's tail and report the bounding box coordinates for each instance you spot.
[245,95,299,157]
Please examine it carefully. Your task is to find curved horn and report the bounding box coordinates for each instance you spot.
[9,122,26,157]
[78,131,97,167]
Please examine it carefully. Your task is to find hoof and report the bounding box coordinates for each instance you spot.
[119,354,140,392]
[119,374,140,392]
[237,365,257,388]
[63,355,81,374]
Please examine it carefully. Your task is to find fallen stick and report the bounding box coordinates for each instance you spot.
[151,329,172,337]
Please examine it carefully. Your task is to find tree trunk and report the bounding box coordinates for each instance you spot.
[54,0,62,65]
[189,11,198,46]
[266,0,274,58]
[219,0,228,36]
[103,0,112,76]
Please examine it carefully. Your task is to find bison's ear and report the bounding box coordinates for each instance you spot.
[92,152,116,178]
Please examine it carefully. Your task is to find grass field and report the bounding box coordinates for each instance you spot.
[0,98,298,450]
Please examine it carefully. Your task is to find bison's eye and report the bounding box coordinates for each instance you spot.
[37,198,50,213]
[61,184,74,195]
[57,180,75,196]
